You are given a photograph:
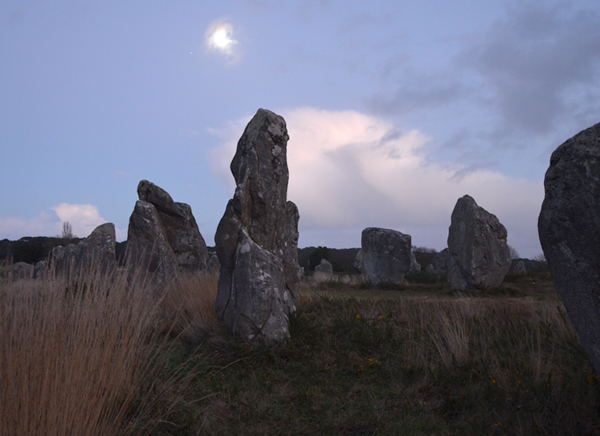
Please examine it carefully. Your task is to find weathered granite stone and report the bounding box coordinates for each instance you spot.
[126,180,209,287]
[78,223,117,272]
[426,248,449,275]
[314,258,333,275]
[50,223,117,276]
[7,262,34,281]
[354,249,364,272]
[359,227,413,285]
[538,121,600,375]
[215,108,300,345]
[137,180,208,274]
[33,260,48,279]
[510,259,527,275]
[127,200,179,288]
[314,258,334,282]
[447,195,511,291]
[409,251,421,274]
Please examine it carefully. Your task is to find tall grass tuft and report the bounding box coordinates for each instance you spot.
[0,265,162,436]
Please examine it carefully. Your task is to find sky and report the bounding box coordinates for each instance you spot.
[1,0,599,259]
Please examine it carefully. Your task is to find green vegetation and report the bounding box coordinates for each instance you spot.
[1,266,599,435]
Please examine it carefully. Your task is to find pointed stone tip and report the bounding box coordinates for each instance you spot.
[137,179,152,200]
[250,108,285,127]
[137,179,174,206]
[91,222,115,235]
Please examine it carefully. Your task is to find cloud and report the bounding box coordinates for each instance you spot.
[210,107,544,257]
[0,204,127,242]
[458,2,600,135]
[51,204,108,238]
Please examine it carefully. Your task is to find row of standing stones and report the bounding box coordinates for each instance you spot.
[5,109,600,375]
[355,193,511,292]
[7,180,219,286]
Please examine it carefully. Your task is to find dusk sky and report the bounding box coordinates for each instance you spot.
[2,0,599,258]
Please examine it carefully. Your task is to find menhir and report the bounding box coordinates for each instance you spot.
[357,227,414,286]
[215,108,300,346]
[126,180,209,288]
[50,223,117,277]
[538,121,600,375]
[447,195,511,291]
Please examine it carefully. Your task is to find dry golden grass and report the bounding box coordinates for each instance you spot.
[0,266,164,436]
[159,271,220,340]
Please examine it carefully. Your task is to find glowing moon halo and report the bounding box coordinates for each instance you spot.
[206,22,237,55]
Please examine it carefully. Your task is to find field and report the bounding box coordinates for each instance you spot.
[1,267,600,435]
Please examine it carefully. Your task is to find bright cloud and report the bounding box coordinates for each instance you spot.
[51,203,108,238]
[210,108,545,257]
[0,203,117,240]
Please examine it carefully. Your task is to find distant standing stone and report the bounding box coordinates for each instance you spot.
[426,248,449,276]
[314,258,333,275]
[510,259,527,275]
[447,195,511,291]
[314,258,333,281]
[50,223,117,277]
[359,227,413,286]
[538,121,600,375]
[7,262,34,281]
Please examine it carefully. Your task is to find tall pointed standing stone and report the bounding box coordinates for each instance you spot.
[215,108,300,345]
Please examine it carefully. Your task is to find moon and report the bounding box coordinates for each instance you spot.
[206,22,237,55]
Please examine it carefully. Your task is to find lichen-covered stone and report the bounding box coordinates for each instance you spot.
[359,227,413,285]
[215,108,300,345]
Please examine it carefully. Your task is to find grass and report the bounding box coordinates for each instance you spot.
[2,267,599,435]
[0,265,163,436]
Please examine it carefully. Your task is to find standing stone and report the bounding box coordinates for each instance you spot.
[126,180,209,288]
[50,223,117,277]
[7,262,34,281]
[77,223,117,273]
[447,195,511,291]
[33,260,48,279]
[215,108,300,345]
[314,258,333,281]
[426,248,449,276]
[359,227,413,286]
[127,200,180,288]
[314,258,333,275]
[409,251,421,274]
[538,121,600,375]
[137,180,209,274]
[510,259,527,275]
